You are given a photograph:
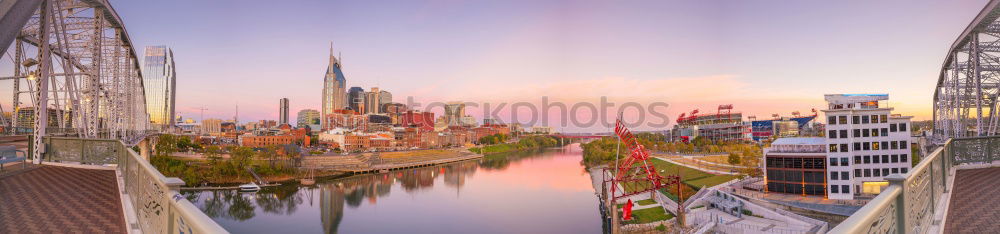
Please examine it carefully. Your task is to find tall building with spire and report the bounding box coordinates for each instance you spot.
[322,43,347,130]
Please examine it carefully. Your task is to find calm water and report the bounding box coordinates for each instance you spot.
[184,144,603,234]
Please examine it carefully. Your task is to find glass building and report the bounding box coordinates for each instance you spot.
[322,44,347,130]
[141,46,176,130]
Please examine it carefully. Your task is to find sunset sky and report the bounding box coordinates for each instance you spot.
[3,0,989,132]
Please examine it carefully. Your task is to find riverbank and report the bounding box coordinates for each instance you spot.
[301,148,484,174]
[469,135,565,154]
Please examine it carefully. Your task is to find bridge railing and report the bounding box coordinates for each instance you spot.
[830,136,1000,233]
[40,137,228,233]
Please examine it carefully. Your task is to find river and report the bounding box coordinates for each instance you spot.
[183,144,604,233]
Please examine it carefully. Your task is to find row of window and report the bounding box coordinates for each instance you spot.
[766,169,826,183]
[765,157,825,169]
[829,140,908,152]
[828,114,888,125]
[829,128,899,139]
[854,154,909,164]
[855,167,908,177]
[767,182,826,195]
[830,171,850,180]
[830,185,850,194]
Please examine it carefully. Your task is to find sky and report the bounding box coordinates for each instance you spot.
[2,0,991,132]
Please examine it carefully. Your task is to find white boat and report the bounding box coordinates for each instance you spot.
[238,182,261,192]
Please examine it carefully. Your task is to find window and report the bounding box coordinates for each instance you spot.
[902,168,908,173]
[840,130,848,139]
[872,142,880,150]
[829,116,837,124]
[864,169,871,177]
[862,115,870,124]
[830,144,838,152]
[841,157,849,166]
[883,168,890,176]
[892,168,899,174]
[853,143,861,151]
[900,141,908,149]
[901,154,908,162]
[854,129,861,137]
[891,141,898,150]
[842,185,850,194]
[852,116,860,124]
[871,128,879,137]
[831,172,839,180]
[854,156,862,164]
[881,128,888,136]
[872,115,879,123]
[855,169,862,177]
[899,123,907,131]
[840,116,848,125]
[830,158,838,166]
[831,185,840,193]
[863,130,870,137]
[873,155,880,163]
[863,142,871,150]
[891,154,899,163]
[882,142,889,150]
[841,144,849,152]
[882,155,889,163]
[874,169,881,177]
[829,130,837,138]
[890,124,898,132]
[864,155,871,164]
[881,115,888,123]
[841,171,849,180]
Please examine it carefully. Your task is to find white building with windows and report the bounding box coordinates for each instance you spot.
[823,94,912,200]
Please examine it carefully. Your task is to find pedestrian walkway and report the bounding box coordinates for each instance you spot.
[944,167,1000,233]
[0,165,126,233]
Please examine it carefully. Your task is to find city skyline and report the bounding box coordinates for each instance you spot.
[35,0,989,132]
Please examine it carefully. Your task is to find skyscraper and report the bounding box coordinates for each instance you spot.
[321,43,347,130]
[142,46,177,130]
[364,87,382,114]
[444,102,466,126]
[279,98,290,125]
[378,89,392,113]
[347,87,365,112]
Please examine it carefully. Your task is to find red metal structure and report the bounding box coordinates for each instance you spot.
[603,117,680,201]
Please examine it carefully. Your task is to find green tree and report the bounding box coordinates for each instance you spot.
[727,152,741,165]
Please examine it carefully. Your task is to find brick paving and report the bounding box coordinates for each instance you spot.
[0,165,126,233]
[945,167,1000,234]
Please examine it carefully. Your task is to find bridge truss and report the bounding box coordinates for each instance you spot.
[934,0,1000,142]
[1,0,151,162]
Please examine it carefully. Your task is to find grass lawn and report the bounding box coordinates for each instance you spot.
[621,207,674,224]
[617,158,738,201]
[685,174,738,189]
[636,199,657,206]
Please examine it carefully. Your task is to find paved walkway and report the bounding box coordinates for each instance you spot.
[0,165,126,233]
[945,167,1000,233]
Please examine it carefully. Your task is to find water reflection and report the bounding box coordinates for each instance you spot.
[184,145,600,234]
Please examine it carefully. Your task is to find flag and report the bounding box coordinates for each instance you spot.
[622,199,634,221]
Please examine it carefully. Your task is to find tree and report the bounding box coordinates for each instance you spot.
[155,134,179,158]
[727,152,741,165]
[229,147,255,179]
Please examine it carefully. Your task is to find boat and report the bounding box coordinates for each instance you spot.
[300,167,316,186]
[238,182,261,192]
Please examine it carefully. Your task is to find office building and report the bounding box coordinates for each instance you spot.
[202,119,223,134]
[322,43,347,130]
[279,98,289,125]
[142,45,177,130]
[764,137,828,196]
[347,87,365,112]
[379,90,392,112]
[297,109,320,128]
[823,94,912,200]
[364,87,382,114]
[444,102,466,126]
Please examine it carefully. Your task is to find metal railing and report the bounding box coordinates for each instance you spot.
[41,137,228,233]
[830,136,1000,233]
